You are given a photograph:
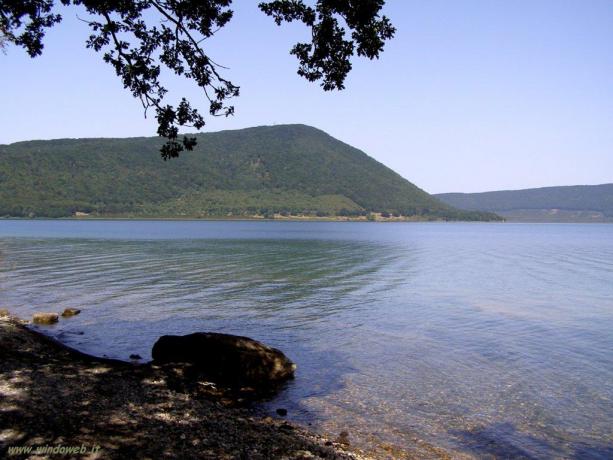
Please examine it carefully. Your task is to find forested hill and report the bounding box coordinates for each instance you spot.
[0,124,498,220]
[436,184,613,222]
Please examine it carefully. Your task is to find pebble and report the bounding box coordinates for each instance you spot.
[293,450,316,458]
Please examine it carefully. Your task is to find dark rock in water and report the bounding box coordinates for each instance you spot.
[151,332,296,386]
[129,354,142,360]
[276,408,287,416]
[0,308,9,317]
[61,308,81,317]
[32,313,59,325]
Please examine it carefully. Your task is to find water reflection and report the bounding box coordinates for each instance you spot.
[1,221,612,458]
[0,237,415,361]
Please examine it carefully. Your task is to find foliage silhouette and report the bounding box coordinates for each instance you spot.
[1,0,395,158]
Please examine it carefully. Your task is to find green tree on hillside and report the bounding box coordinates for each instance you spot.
[1,1,395,158]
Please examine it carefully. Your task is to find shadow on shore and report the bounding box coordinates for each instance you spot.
[0,318,359,459]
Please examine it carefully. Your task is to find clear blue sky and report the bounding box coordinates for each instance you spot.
[1,1,611,193]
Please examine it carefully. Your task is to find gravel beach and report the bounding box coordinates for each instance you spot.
[0,315,370,459]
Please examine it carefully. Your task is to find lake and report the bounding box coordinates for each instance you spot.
[1,220,612,458]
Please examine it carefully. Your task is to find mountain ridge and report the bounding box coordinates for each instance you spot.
[436,183,613,222]
[0,124,499,221]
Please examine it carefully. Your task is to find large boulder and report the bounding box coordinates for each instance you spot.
[151,332,296,386]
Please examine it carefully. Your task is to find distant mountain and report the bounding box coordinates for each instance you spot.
[436,184,613,222]
[0,124,499,221]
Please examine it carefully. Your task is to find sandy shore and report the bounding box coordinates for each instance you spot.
[0,315,370,459]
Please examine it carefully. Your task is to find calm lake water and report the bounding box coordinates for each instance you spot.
[1,220,612,458]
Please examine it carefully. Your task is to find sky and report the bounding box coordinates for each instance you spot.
[1,1,612,194]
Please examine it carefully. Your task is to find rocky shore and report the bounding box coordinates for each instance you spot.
[0,314,370,459]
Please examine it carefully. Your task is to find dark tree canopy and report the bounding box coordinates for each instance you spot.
[1,1,394,158]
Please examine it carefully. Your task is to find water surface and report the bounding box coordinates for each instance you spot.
[1,220,612,458]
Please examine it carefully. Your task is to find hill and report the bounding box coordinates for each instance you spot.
[0,124,498,221]
[436,184,613,222]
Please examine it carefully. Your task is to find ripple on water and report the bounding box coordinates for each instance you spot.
[1,222,613,458]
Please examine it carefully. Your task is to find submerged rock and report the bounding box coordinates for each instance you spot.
[32,313,59,325]
[335,431,350,446]
[151,332,296,386]
[61,308,81,317]
[129,354,142,360]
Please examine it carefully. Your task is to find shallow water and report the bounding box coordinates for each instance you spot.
[1,220,612,458]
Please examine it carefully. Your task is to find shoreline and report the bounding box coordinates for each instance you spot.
[0,314,371,459]
[3,217,612,224]
[0,216,507,224]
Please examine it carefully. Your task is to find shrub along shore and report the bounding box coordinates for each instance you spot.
[0,313,368,459]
